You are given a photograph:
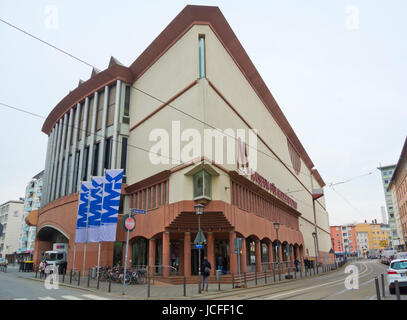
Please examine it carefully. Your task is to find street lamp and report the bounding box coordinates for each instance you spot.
[274,222,280,271]
[312,231,318,271]
[194,203,205,294]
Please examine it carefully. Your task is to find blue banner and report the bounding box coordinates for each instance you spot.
[100,169,123,242]
[87,176,105,243]
[75,182,91,243]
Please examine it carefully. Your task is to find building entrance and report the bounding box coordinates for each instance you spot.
[191,247,206,275]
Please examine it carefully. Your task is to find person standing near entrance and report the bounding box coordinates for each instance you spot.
[202,256,211,291]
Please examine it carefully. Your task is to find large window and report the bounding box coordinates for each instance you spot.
[96,90,105,131]
[193,170,211,200]
[123,86,130,124]
[121,137,128,174]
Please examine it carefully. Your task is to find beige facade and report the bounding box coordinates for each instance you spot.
[128,24,331,259]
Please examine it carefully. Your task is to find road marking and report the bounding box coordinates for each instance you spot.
[81,294,109,300]
[14,298,28,300]
[61,295,84,300]
[265,262,369,300]
[38,296,56,300]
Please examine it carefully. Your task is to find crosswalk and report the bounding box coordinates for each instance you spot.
[14,294,110,300]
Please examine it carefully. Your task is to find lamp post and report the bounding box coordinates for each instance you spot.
[274,222,280,272]
[312,231,318,271]
[194,203,204,294]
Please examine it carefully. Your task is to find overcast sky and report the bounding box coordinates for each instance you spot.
[0,0,406,225]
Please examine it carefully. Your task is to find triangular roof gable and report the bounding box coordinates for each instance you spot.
[129,5,315,171]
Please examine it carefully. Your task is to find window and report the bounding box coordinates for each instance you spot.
[121,137,128,174]
[198,35,206,78]
[72,151,80,192]
[107,85,116,126]
[96,90,105,131]
[82,146,89,181]
[86,97,94,137]
[92,143,100,176]
[104,137,112,170]
[123,86,130,124]
[385,180,389,184]
[65,154,72,195]
[78,103,84,141]
[193,170,211,200]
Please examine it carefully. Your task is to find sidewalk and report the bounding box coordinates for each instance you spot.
[17,264,339,299]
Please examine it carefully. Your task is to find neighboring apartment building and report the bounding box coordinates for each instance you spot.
[389,136,407,251]
[29,5,333,277]
[0,201,24,262]
[18,171,44,260]
[330,225,358,256]
[356,232,369,256]
[355,221,391,252]
[378,165,398,248]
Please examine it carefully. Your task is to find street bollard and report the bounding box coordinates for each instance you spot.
[108,278,111,293]
[148,273,151,298]
[35,270,38,278]
[62,272,65,283]
[232,273,235,289]
[244,272,247,287]
[97,274,100,290]
[69,270,72,284]
[381,274,385,298]
[87,269,90,288]
[183,276,186,296]
[78,271,81,286]
[273,268,276,282]
[255,271,257,285]
[374,277,381,300]
[218,274,221,291]
[265,270,267,284]
[395,280,401,300]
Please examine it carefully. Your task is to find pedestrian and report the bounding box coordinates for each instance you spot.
[294,258,299,272]
[304,258,309,271]
[201,256,211,292]
[39,260,45,278]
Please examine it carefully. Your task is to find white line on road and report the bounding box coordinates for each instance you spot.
[61,295,84,300]
[38,296,56,300]
[14,298,28,300]
[81,294,109,300]
[265,262,369,300]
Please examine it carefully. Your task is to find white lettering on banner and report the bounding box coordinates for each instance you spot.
[75,182,91,243]
[87,176,105,243]
[100,169,123,242]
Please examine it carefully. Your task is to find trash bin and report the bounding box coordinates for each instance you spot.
[216,269,222,282]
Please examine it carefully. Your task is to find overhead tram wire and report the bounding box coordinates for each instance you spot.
[0,17,318,180]
[0,101,232,183]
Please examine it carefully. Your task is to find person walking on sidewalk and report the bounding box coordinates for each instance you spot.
[201,256,211,292]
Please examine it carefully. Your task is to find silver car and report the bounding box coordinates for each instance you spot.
[387,259,407,294]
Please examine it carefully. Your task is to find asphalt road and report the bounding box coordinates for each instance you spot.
[0,265,119,300]
[195,260,407,300]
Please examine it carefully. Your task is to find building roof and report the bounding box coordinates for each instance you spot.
[41,5,325,185]
[0,200,24,208]
[32,170,44,180]
[389,136,407,188]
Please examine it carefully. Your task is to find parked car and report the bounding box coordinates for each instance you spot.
[0,258,8,266]
[387,259,407,294]
[381,250,397,265]
[395,252,407,260]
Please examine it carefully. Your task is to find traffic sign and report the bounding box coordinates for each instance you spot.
[234,238,242,254]
[122,215,136,232]
[195,244,203,249]
[131,208,146,214]
[194,229,206,244]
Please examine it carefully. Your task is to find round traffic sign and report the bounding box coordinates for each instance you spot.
[122,215,136,232]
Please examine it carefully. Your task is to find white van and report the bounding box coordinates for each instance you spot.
[43,243,68,273]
